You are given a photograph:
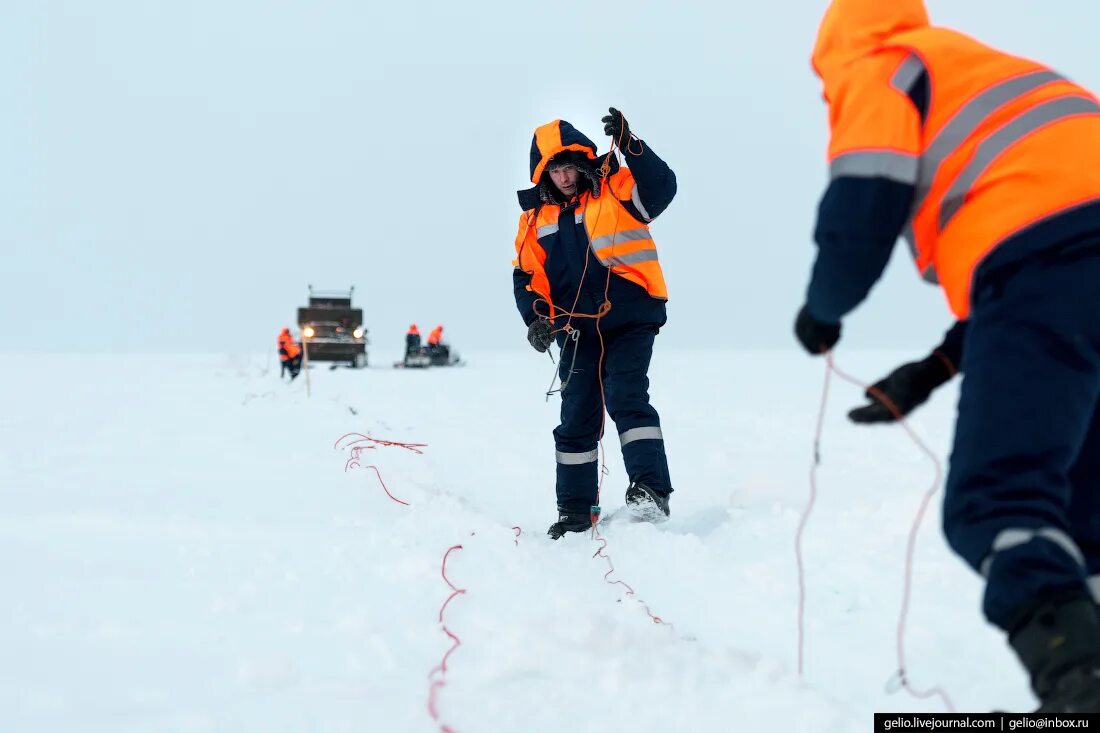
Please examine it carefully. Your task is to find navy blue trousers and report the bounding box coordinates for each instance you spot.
[553,323,672,514]
[944,248,1100,630]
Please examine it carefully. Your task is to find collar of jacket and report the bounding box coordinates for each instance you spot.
[516,153,619,210]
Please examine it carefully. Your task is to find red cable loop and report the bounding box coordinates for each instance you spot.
[823,353,956,712]
[798,352,957,712]
[428,544,465,733]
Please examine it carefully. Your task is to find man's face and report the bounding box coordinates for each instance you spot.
[548,164,580,197]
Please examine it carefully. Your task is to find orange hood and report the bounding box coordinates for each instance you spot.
[812,0,929,99]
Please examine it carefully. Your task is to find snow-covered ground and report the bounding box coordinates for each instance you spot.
[1,348,1031,732]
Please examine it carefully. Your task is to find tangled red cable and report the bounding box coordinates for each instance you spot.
[333,432,427,506]
[427,544,465,733]
[795,352,956,712]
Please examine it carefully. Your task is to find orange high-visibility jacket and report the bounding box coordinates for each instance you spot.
[513,120,668,320]
[277,329,300,361]
[814,0,1100,317]
[427,326,443,345]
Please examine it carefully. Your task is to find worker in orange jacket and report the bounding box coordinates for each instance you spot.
[405,324,422,360]
[277,327,301,380]
[796,0,1100,711]
[513,110,677,539]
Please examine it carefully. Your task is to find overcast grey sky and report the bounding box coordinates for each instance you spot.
[5,0,1099,354]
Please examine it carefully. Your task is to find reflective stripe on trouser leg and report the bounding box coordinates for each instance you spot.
[619,426,664,446]
[554,447,599,514]
[1070,401,1100,606]
[602,324,672,493]
[980,527,1086,576]
[556,449,598,465]
[618,425,671,493]
[554,329,603,514]
[1087,576,1100,605]
[943,253,1100,629]
[554,450,598,514]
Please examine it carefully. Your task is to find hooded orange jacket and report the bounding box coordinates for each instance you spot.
[812,0,1100,318]
[512,119,672,324]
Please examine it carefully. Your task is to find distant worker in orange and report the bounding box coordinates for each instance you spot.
[427,325,444,347]
[405,324,422,360]
[277,327,302,381]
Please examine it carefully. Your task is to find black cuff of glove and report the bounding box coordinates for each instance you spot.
[923,350,957,386]
[794,305,841,356]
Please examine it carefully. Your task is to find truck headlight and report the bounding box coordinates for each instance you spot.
[353,327,364,339]
[303,326,315,338]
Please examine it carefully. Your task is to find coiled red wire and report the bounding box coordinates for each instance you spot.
[795,352,956,712]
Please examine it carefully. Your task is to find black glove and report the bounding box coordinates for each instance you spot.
[848,354,955,424]
[602,107,630,147]
[527,318,553,353]
[794,305,841,356]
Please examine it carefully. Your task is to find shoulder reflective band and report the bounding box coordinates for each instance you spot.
[891,54,925,94]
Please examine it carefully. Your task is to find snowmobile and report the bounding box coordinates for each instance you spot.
[426,343,462,367]
[393,344,464,369]
[395,347,432,369]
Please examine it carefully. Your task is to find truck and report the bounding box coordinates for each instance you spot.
[297,286,369,369]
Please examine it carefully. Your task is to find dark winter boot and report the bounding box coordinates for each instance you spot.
[547,511,592,540]
[1009,593,1100,713]
[625,482,670,522]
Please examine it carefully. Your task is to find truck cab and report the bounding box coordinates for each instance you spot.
[297,286,369,369]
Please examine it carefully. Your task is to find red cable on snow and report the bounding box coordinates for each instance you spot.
[591,530,673,629]
[428,544,465,733]
[334,432,427,455]
[334,432,425,506]
[796,360,832,678]
[361,464,411,507]
[823,353,957,712]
